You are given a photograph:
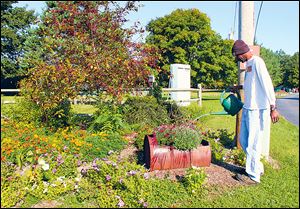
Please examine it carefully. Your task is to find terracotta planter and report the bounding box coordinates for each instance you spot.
[144,134,211,171]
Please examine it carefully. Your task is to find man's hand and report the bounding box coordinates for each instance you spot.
[270,109,280,123]
[228,85,243,93]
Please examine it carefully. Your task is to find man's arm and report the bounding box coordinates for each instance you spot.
[256,58,279,123]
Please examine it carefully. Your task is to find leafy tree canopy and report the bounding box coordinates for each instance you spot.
[1,1,36,78]
[20,1,160,124]
[145,8,237,88]
[260,46,283,87]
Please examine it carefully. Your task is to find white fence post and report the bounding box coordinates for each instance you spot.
[197,84,202,106]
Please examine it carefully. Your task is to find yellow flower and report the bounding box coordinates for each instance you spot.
[34,134,39,139]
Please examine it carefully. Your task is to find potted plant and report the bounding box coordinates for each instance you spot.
[144,124,211,171]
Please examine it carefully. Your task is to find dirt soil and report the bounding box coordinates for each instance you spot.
[119,143,246,188]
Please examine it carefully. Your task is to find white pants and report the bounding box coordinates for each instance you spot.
[239,108,271,183]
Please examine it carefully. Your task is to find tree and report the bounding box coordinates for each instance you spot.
[281,52,299,88]
[145,9,237,88]
[259,46,283,87]
[1,1,36,78]
[20,1,159,125]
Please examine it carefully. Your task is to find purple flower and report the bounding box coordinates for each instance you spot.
[117,199,125,208]
[106,175,111,181]
[119,178,123,184]
[81,168,87,176]
[105,161,112,165]
[93,158,99,163]
[77,160,82,167]
[143,173,150,180]
[56,155,64,166]
[108,150,114,155]
[63,145,68,151]
[143,202,148,208]
[52,168,57,173]
[92,161,98,168]
[127,170,137,176]
[57,155,62,161]
[102,157,108,161]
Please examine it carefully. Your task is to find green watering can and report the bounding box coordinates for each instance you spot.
[194,87,244,121]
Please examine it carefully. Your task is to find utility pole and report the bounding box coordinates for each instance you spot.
[236,1,254,149]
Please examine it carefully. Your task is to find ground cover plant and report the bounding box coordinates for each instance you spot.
[1,93,298,208]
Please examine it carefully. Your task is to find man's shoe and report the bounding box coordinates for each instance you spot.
[234,173,259,185]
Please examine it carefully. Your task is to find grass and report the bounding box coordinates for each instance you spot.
[71,104,97,115]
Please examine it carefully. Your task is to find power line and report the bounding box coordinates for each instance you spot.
[229,1,238,40]
[254,1,263,44]
[233,1,238,38]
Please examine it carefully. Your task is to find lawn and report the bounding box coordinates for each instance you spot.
[1,93,299,208]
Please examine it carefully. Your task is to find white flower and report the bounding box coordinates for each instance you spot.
[38,158,46,165]
[43,188,48,193]
[42,163,49,171]
[43,181,50,186]
[57,176,65,182]
[38,157,50,170]
[31,183,37,190]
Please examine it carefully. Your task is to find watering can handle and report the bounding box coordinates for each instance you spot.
[220,87,242,104]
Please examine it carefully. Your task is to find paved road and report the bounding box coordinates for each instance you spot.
[276,93,299,126]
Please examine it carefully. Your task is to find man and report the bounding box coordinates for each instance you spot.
[231,40,280,184]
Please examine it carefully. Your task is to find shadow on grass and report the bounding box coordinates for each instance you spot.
[202,98,219,101]
[212,160,245,174]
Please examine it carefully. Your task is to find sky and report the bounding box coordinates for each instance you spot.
[15,1,299,55]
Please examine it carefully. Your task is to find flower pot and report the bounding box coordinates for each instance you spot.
[144,134,211,171]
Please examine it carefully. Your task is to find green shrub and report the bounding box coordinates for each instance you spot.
[122,96,170,127]
[68,114,93,130]
[43,99,72,130]
[1,97,43,125]
[162,101,185,123]
[88,100,128,133]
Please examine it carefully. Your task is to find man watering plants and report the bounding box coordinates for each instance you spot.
[231,40,280,184]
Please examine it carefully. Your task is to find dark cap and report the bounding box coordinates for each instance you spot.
[232,40,250,56]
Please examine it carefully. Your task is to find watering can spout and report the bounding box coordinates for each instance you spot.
[210,111,229,115]
[193,87,244,121]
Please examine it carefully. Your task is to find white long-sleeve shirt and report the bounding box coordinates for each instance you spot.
[243,55,276,110]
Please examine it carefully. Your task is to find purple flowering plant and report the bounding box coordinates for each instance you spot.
[154,123,202,151]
